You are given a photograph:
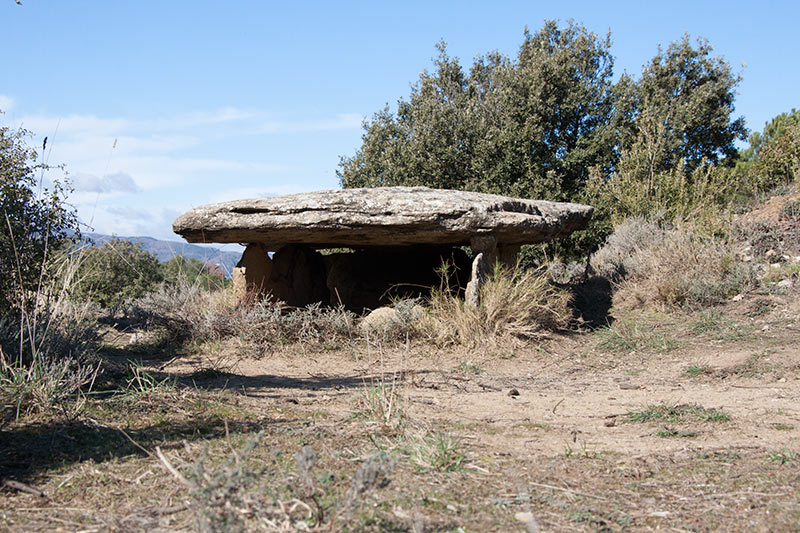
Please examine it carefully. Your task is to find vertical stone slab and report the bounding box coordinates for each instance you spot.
[498,243,521,271]
[266,245,329,308]
[233,243,272,305]
[465,235,497,308]
[464,252,484,308]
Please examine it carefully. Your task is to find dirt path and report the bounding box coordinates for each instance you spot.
[167,328,800,461]
[3,298,799,532]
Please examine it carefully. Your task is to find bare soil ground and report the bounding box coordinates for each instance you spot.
[2,287,799,532]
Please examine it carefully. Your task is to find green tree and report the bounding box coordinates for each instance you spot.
[162,254,230,291]
[340,24,750,256]
[72,239,163,308]
[736,109,800,189]
[617,35,746,181]
[1,125,79,313]
[588,35,748,224]
[338,20,617,204]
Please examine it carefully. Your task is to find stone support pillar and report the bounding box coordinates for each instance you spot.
[497,243,521,271]
[465,235,497,308]
[233,243,272,306]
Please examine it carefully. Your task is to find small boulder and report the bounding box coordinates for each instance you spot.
[359,303,422,338]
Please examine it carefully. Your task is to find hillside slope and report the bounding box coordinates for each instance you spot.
[86,233,241,276]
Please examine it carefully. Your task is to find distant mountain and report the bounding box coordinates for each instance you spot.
[85,233,241,277]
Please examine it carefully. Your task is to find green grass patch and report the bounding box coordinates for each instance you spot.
[769,450,800,465]
[594,317,679,353]
[628,403,731,424]
[745,298,774,318]
[728,351,777,377]
[689,311,725,334]
[451,360,486,374]
[409,432,465,472]
[685,364,715,376]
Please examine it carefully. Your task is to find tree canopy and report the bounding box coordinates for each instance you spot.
[338,21,748,255]
[339,21,617,203]
[737,109,800,188]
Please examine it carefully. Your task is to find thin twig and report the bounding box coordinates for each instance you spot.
[3,479,48,498]
[528,481,607,501]
[117,427,153,457]
[153,503,189,516]
[157,355,180,371]
[552,398,565,414]
[155,446,190,487]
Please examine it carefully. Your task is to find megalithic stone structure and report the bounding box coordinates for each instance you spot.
[173,186,593,311]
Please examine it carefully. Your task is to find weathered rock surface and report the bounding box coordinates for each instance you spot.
[266,245,329,308]
[358,303,423,338]
[358,307,404,337]
[232,243,271,302]
[173,187,593,248]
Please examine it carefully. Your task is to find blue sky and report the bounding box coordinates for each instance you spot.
[2,1,798,244]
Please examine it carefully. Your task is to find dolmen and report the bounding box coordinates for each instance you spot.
[172,186,593,311]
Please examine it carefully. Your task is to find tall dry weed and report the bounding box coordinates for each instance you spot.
[0,249,99,422]
[423,264,571,345]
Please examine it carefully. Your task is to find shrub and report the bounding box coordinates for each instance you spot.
[591,217,669,280]
[238,300,357,354]
[129,279,235,345]
[1,125,80,315]
[163,254,230,291]
[595,221,758,309]
[156,438,395,532]
[586,160,741,231]
[72,239,164,309]
[131,281,357,354]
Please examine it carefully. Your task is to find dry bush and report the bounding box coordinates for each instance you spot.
[591,217,669,280]
[157,436,394,532]
[131,281,358,355]
[237,300,357,355]
[129,280,238,345]
[596,221,758,309]
[422,265,572,346]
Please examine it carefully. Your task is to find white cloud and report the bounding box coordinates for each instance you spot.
[81,205,183,240]
[0,95,14,112]
[73,171,139,194]
[0,100,361,239]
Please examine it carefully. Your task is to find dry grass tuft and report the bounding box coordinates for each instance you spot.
[1,249,100,423]
[422,264,572,346]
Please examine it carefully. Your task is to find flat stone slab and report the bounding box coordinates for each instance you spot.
[173,186,593,248]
